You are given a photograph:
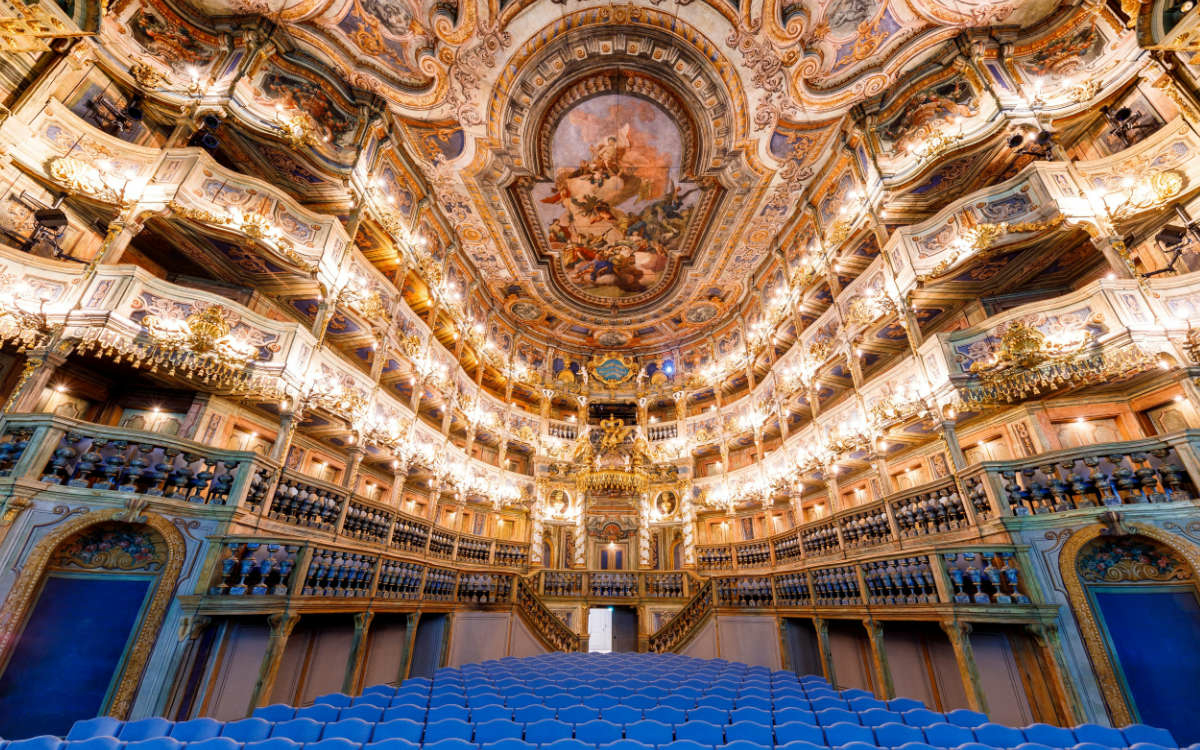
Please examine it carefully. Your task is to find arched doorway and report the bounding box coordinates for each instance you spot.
[0,512,183,736]
[1062,524,1200,743]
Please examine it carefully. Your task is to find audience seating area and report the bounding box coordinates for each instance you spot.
[7,654,1188,750]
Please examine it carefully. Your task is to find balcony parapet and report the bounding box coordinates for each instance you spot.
[0,412,274,512]
[696,433,1200,571]
[0,414,532,568]
[534,569,697,602]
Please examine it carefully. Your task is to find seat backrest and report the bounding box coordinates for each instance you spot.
[944,709,988,729]
[725,721,771,745]
[674,721,724,745]
[67,718,124,741]
[557,706,599,724]
[1070,724,1125,746]
[340,705,384,723]
[294,705,339,723]
[1022,724,1077,748]
[922,722,974,748]
[821,721,873,746]
[119,718,174,741]
[305,738,360,750]
[974,723,1026,747]
[773,722,823,746]
[221,718,273,743]
[322,718,373,742]
[575,720,622,744]
[874,721,925,747]
[474,720,522,743]
[523,719,572,744]
[901,709,945,727]
[183,738,239,750]
[269,718,323,743]
[425,718,473,742]
[169,718,223,742]
[625,720,674,745]
[244,739,302,750]
[371,718,423,743]
[314,692,354,708]
[1123,726,1178,747]
[730,708,770,725]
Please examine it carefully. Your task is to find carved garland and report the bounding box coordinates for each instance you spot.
[1058,521,1200,726]
[0,508,186,718]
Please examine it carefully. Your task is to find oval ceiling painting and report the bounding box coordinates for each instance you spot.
[531,94,699,310]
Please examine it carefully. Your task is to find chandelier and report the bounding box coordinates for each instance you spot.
[576,467,650,495]
[143,304,259,369]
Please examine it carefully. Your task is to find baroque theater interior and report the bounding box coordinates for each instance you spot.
[2,0,1200,742]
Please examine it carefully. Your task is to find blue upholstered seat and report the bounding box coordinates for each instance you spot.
[65,738,122,750]
[8,737,61,750]
[730,707,771,725]
[306,738,363,750]
[422,739,477,750]
[477,739,531,750]
[342,705,386,723]
[68,718,124,741]
[816,708,858,726]
[598,740,653,750]
[922,723,975,748]
[556,707,599,724]
[773,708,817,726]
[774,722,824,745]
[685,707,728,724]
[296,705,341,722]
[944,711,987,729]
[428,707,471,724]
[270,719,323,743]
[888,699,925,713]
[184,736,240,750]
[220,719,272,743]
[624,720,672,745]
[718,740,770,750]
[600,706,642,724]
[674,721,723,745]
[120,719,174,741]
[425,719,473,743]
[973,724,1025,747]
[540,739,590,750]
[1124,726,1177,747]
[775,741,824,750]
[170,718,223,742]
[474,720,522,744]
[513,707,556,724]
[523,720,572,744]
[643,707,686,725]
[243,738,301,750]
[575,720,622,744]
[324,718,375,743]
[1070,725,1124,747]
[823,722,874,746]
[315,693,355,708]
[859,710,903,727]
[384,706,428,723]
[124,738,182,750]
[875,722,926,747]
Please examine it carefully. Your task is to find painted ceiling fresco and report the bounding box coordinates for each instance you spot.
[100,0,1131,353]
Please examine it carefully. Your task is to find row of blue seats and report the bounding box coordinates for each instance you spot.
[332,688,872,704]
[65,715,1178,749]
[264,703,948,725]
[9,734,1193,750]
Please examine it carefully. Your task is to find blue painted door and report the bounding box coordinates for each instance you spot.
[0,573,154,737]
[1092,586,1200,743]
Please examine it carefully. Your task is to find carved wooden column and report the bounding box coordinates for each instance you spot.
[941,620,987,713]
[937,420,968,471]
[814,616,836,685]
[1026,622,1081,725]
[399,612,421,681]
[249,612,300,710]
[2,348,69,413]
[863,619,894,698]
[343,611,375,694]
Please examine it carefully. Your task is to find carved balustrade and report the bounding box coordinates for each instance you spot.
[515,577,581,652]
[267,471,347,530]
[0,413,273,507]
[648,580,714,653]
[959,432,1200,517]
[208,541,304,596]
[534,570,694,601]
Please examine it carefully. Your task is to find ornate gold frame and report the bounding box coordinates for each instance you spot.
[1058,521,1200,726]
[0,508,185,718]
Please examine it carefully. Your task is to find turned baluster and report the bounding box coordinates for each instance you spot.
[1024,467,1052,514]
[161,449,186,498]
[999,470,1025,515]
[1151,448,1191,501]
[213,542,243,594]
[1131,452,1163,502]
[944,554,968,603]
[1045,463,1073,511]
[231,543,260,595]
[1066,458,1094,507]
[69,439,101,487]
[1109,454,1138,504]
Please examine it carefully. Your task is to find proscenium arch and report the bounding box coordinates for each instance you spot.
[1057,521,1200,727]
[0,508,186,718]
